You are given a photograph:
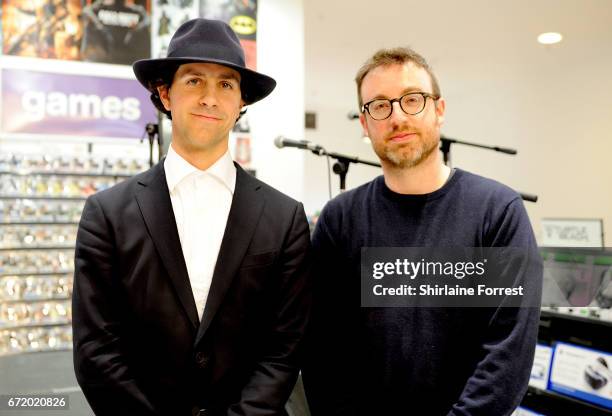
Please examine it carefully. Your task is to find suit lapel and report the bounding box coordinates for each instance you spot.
[134,162,200,330]
[195,165,264,345]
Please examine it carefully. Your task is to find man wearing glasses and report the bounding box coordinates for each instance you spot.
[302,48,542,415]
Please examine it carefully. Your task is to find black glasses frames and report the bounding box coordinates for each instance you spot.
[361,92,440,120]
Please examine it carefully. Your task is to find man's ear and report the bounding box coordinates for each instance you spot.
[157,85,171,112]
[435,97,446,127]
[359,113,370,138]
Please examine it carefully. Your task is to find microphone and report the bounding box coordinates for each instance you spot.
[347,111,360,120]
[274,136,323,153]
[491,146,517,155]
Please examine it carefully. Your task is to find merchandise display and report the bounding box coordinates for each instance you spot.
[0,154,148,175]
[530,344,554,390]
[0,199,85,223]
[0,224,77,249]
[512,406,547,416]
[0,274,72,301]
[0,326,73,355]
[549,342,612,409]
[0,299,71,328]
[0,249,74,274]
[0,153,147,357]
[541,247,612,314]
[522,247,612,415]
[0,173,117,198]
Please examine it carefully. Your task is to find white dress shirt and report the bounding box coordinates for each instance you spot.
[164,145,236,320]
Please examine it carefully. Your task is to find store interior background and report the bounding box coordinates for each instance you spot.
[2,0,610,243]
[1,0,611,415]
[300,0,612,246]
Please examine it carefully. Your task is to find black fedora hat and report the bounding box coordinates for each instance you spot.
[133,18,276,105]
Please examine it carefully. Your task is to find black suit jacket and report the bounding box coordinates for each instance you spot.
[72,161,312,416]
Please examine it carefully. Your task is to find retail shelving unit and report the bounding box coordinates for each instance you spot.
[0,154,147,357]
[519,306,612,414]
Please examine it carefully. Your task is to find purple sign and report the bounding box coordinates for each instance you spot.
[1,68,157,139]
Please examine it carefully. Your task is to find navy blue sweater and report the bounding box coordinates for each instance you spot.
[303,169,542,416]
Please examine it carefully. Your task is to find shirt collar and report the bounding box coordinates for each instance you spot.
[164,144,236,194]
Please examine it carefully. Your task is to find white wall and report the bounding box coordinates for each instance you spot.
[303,0,612,246]
[249,0,305,202]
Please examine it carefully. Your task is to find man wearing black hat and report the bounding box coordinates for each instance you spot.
[72,18,311,416]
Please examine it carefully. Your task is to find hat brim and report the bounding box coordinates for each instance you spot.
[133,57,276,105]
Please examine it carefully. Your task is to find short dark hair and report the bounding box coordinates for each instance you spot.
[355,47,441,108]
[148,63,180,119]
[149,63,247,121]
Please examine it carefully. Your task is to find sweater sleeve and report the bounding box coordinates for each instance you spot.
[448,197,543,416]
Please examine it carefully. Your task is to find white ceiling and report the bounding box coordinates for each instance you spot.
[304,0,612,110]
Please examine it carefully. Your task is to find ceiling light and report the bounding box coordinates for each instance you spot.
[537,32,563,45]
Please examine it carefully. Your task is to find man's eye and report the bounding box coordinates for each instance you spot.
[186,78,199,85]
[372,101,390,111]
[221,81,233,89]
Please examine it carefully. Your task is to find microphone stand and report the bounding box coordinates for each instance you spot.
[440,135,516,166]
[294,136,538,202]
[439,135,537,202]
[308,147,380,192]
[142,123,163,168]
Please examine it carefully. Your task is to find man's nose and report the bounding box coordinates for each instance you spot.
[198,86,218,107]
[389,101,409,125]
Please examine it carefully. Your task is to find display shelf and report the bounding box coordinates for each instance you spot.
[538,313,612,352]
[0,245,76,251]
[0,251,74,275]
[0,268,74,276]
[0,170,133,178]
[0,198,86,224]
[0,342,73,357]
[0,221,79,226]
[0,223,77,250]
[0,153,143,357]
[0,325,73,357]
[0,271,73,277]
[0,195,88,201]
[1,295,71,303]
[0,319,72,330]
[1,281,72,303]
[0,299,71,323]
[523,386,612,416]
[541,309,612,328]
